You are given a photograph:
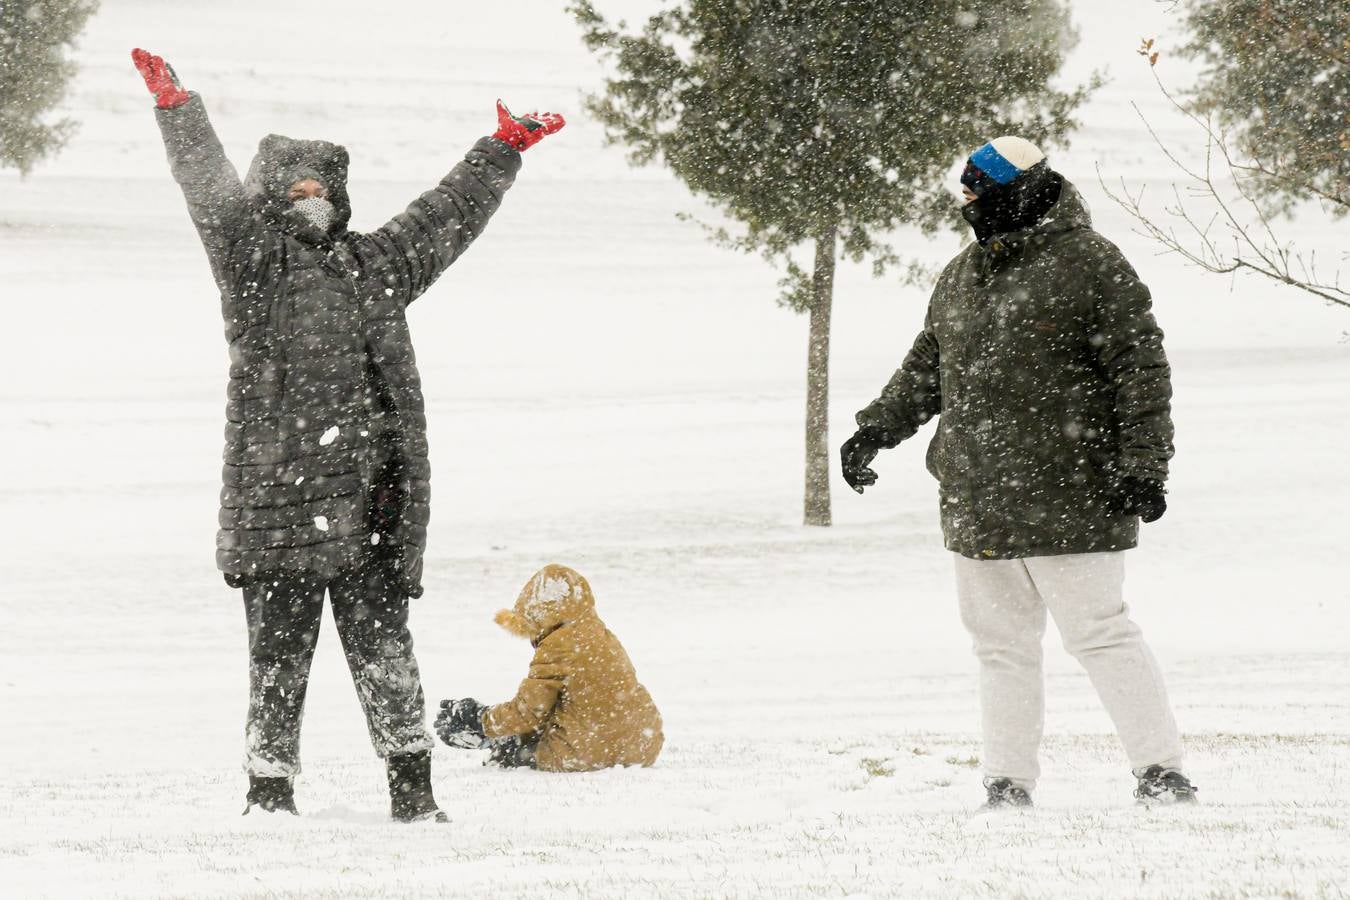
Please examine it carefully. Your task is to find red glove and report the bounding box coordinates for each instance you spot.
[492,100,564,152]
[131,48,190,109]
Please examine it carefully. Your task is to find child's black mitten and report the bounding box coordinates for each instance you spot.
[436,698,489,749]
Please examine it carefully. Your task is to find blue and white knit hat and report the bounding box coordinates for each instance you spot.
[962,136,1046,194]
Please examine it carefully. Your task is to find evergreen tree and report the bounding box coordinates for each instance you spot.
[1180,0,1347,217]
[570,0,1094,525]
[0,0,99,176]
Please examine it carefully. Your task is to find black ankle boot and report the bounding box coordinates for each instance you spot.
[243,775,298,815]
[387,751,448,823]
[982,777,1033,810]
[1134,766,1199,804]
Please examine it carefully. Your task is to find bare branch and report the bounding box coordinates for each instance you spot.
[1098,50,1350,310]
[1231,157,1349,213]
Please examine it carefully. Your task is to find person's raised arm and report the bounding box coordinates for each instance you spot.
[133,49,255,274]
[359,101,564,305]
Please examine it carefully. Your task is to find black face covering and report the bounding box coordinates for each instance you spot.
[961,162,1063,246]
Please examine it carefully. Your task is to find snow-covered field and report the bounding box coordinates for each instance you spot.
[2,1,1348,897]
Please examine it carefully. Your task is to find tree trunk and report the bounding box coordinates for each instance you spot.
[803,225,836,527]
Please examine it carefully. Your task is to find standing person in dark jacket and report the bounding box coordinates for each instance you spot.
[841,137,1197,809]
[132,48,564,822]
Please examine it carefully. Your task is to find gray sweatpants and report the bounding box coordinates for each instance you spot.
[242,563,433,777]
[954,551,1183,791]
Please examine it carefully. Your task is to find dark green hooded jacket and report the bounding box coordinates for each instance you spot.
[857,178,1173,559]
[155,94,521,593]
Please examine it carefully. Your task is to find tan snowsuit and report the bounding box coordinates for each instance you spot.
[484,565,663,772]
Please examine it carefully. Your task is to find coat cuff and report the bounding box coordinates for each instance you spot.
[481,705,508,740]
[153,91,206,126]
[1118,455,1169,481]
[474,136,524,176]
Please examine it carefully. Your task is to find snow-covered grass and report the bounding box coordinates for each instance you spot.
[2,1,1349,897]
[5,731,1349,898]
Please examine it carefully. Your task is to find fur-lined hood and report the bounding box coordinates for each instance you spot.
[495,564,596,643]
[242,133,353,236]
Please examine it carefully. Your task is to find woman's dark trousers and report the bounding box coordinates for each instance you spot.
[241,563,433,776]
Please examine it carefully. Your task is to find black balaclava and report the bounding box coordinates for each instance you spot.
[958,137,1063,247]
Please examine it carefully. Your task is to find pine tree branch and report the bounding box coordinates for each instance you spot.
[1253,1,1350,69]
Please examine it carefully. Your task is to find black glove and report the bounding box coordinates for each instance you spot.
[435,698,489,749]
[1113,475,1167,523]
[841,426,894,494]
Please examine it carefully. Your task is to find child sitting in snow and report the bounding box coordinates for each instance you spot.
[435,565,664,771]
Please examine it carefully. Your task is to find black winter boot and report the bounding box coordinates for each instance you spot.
[1134,766,1198,804]
[243,775,299,815]
[982,777,1034,810]
[387,750,448,823]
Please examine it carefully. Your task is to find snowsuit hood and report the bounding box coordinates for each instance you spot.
[484,566,664,772]
[495,564,596,643]
[242,133,353,235]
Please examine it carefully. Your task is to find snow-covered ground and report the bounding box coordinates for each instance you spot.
[2,1,1348,897]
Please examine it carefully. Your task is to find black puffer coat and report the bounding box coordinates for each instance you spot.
[156,94,520,593]
[856,179,1173,560]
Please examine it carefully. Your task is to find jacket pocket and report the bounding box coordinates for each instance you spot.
[924,432,946,482]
